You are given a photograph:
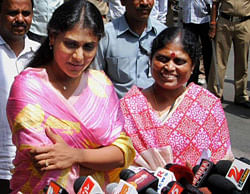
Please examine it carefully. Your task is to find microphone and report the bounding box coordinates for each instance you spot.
[120,168,136,180]
[106,182,119,194]
[165,164,194,185]
[111,179,138,194]
[164,181,185,194]
[214,160,232,176]
[153,167,176,193]
[120,169,159,194]
[206,174,237,194]
[192,159,215,187]
[192,165,200,175]
[74,176,104,194]
[225,158,250,191]
[165,164,206,194]
[45,180,69,194]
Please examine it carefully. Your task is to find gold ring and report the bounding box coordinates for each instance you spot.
[45,160,49,167]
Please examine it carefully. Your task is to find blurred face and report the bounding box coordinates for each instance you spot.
[122,0,154,22]
[0,0,33,39]
[49,23,99,78]
[151,40,194,90]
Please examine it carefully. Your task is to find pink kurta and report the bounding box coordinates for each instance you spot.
[7,68,135,194]
[120,83,233,171]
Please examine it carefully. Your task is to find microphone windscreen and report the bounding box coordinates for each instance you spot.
[206,174,237,194]
[168,164,194,184]
[215,160,232,176]
[73,176,87,193]
[119,168,135,180]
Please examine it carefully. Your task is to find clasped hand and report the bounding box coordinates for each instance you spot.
[30,127,76,171]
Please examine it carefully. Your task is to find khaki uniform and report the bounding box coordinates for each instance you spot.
[208,0,250,103]
[87,0,109,23]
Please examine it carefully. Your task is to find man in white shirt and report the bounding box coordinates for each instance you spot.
[0,0,40,193]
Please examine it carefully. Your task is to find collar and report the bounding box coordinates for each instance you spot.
[116,15,158,37]
[0,35,39,55]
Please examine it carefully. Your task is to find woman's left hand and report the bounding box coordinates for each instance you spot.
[30,127,77,171]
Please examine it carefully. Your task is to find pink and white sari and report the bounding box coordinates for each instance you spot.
[7,68,135,194]
[120,83,234,171]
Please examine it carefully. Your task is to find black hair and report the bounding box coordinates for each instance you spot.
[27,0,104,68]
[0,0,34,10]
[150,27,201,66]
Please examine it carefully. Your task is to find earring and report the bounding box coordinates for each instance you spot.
[49,45,53,50]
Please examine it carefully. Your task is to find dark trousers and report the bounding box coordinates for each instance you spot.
[183,22,212,84]
[0,179,11,194]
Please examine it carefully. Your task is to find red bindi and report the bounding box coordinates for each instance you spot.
[170,52,175,58]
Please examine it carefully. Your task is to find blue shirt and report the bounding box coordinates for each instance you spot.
[92,15,166,98]
[179,0,212,24]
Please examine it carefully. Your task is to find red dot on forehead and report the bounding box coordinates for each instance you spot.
[170,52,175,58]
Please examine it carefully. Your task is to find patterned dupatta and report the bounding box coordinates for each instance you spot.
[120,83,234,171]
[7,68,127,194]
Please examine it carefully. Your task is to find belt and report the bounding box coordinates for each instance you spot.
[220,12,250,22]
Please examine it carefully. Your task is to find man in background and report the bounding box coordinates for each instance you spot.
[179,0,212,85]
[208,0,250,108]
[0,0,40,193]
[92,0,166,98]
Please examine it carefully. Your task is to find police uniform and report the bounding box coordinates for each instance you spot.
[208,0,250,105]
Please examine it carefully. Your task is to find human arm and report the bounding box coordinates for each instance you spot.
[31,127,125,172]
[31,128,137,174]
[208,0,219,39]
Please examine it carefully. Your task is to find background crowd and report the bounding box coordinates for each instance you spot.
[0,0,249,193]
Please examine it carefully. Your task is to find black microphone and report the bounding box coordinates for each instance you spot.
[215,158,250,192]
[161,181,187,194]
[214,159,232,176]
[120,168,159,194]
[44,180,69,194]
[192,165,200,175]
[192,159,215,187]
[120,168,136,180]
[206,174,237,194]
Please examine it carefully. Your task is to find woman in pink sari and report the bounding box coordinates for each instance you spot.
[6,0,135,193]
[120,27,234,171]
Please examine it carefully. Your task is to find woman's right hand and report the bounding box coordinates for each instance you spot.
[30,127,77,171]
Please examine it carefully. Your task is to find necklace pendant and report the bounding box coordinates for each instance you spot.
[63,86,67,90]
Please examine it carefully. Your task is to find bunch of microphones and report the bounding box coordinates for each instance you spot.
[41,157,250,194]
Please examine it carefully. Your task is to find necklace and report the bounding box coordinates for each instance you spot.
[152,85,177,117]
[47,66,70,92]
[152,86,167,116]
